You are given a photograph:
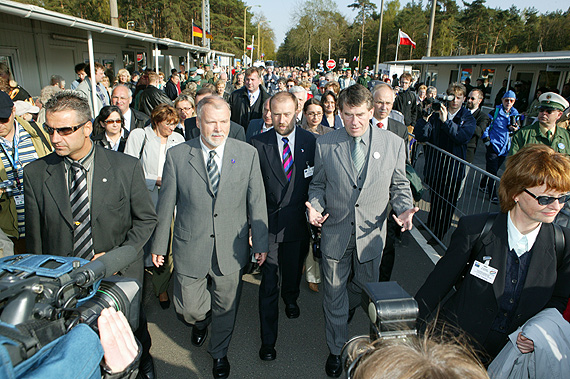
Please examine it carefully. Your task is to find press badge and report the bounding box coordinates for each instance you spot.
[470,260,498,284]
[304,166,314,178]
[14,194,24,206]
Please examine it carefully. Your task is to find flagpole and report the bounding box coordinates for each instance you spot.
[395,29,400,62]
[192,19,195,45]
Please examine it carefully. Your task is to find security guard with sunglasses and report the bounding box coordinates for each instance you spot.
[0,91,51,253]
[510,92,570,156]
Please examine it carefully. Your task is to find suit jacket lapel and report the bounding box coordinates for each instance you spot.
[487,214,509,301]
[188,139,211,195]
[264,130,288,188]
[91,147,113,223]
[217,139,236,195]
[334,131,357,185]
[45,156,73,228]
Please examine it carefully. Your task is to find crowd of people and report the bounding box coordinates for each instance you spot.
[0,58,570,379]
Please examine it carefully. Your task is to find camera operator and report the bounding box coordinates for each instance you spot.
[23,91,158,378]
[414,83,476,243]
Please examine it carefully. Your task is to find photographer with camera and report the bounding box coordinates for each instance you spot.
[414,83,476,242]
[480,90,520,203]
[0,92,51,254]
[23,91,158,378]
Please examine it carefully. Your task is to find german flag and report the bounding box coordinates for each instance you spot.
[205,30,213,40]
[192,23,203,38]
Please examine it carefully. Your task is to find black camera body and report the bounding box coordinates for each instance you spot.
[431,94,455,112]
[0,254,141,367]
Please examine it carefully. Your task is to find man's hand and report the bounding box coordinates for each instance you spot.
[516,332,534,354]
[438,103,448,123]
[152,254,164,267]
[255,252,267,266]
[305,201,329,227]
[92,252,106,260]
[156,177,162,187]
[98,308,139,374]
[393,207,419,232]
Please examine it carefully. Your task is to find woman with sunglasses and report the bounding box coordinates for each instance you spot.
[124,104,185,310]
[92,105,127,152]
[415,144,570,364]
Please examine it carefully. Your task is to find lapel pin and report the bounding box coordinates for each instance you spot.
[231,159,235,164]
[373,152,380,159]
[558,143,565,150]
[301,148,305,153]
[74,221,81,226]
[102,178,107,182]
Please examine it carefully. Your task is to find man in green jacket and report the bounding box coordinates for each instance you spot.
[510,92,570,156]
[0,91,52,253]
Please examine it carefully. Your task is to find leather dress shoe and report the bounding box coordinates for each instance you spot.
[285,302,300,319]
[259,345,276,361]
[212,356,230,378]
[191,325,208,347]
[138,354,156,379]
[325,353,342,378]
[158,292,170,310]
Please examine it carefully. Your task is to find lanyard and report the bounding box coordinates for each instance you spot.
[0,125,22,189]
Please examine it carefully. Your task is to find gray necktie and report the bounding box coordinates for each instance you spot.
[70,162,94,260]
[207,150,220,196]
[351,136,365,174]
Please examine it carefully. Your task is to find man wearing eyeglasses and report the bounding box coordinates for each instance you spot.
[23,91,158,379]
[0,92,51,254]
[510,92,570,156]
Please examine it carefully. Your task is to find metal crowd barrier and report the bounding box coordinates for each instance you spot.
[410,140,501,249]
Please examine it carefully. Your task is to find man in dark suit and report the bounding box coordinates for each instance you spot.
[371,83,409,281]
[245,98,273,143]
[465,88,491,163]
[151,96,268,379]
[24,91,158,378]
[229,67,271,133]
[164,72,181,101]
[306,84,417,377]
[110,85,149,136]
[184,87,245,142]
[138,71,172,117]
[251,92,316,361]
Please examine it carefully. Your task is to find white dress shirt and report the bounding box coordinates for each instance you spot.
[248,88,260,106]
[200,137,226,174]
[371,116,389,130]
[276,128,296,163]
[507,211,542,257]
[123,108,132,132]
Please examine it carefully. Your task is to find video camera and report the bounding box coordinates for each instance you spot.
[422,94,455,117]
[341,282,418,375]
[0,180,18,197]
[0,253,141,367]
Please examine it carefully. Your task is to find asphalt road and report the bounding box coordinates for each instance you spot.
[142,223,439,379]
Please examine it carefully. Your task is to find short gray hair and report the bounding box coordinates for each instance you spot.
[112,84,133,97]
[196,96,230,121]
[289,86,306,96]
[44,90,91,124]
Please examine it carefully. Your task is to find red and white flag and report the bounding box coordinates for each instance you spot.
[398,30,416,48]
[247,45,254,50]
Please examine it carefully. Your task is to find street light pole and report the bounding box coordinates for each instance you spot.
[374,0,384,76]
[243,4,260,67]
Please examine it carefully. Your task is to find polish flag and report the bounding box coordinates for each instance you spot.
[247,45,254,50]
[399,30,416,48]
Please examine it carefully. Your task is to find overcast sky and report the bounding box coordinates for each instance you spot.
[243,0,566,48]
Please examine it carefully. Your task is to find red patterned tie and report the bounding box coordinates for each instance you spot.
[282,137,293,181]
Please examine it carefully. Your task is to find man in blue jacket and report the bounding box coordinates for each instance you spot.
[481,90,520,202]
[414,82,476,241]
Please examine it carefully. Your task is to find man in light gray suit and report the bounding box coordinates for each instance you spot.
[306,84,418,377]
[151,96,268,379]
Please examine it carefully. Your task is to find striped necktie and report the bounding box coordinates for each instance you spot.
[352,136,365,174]
[282,137,293,181]
[96,85,109,106]
[70,162,94,260]
[207,150,220,196]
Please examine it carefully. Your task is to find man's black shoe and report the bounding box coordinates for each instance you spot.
[347,307,356,324]
[138,354,156,379]
[191,325,208,347]
[285,302,300,319]
[325,353,342,377]
[259,345,277,361]
[212,356,230,378]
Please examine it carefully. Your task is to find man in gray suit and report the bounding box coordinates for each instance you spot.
[151,96,268,379]
[306,84,418,377]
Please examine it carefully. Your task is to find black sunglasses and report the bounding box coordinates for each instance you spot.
[43,121,88,136]
[524,189,570,206]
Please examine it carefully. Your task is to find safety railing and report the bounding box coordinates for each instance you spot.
[411,140,501,249]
